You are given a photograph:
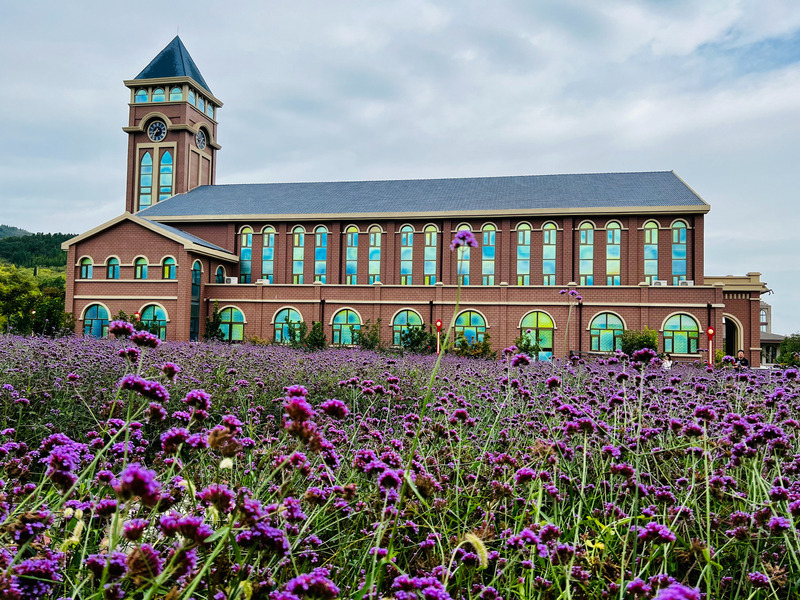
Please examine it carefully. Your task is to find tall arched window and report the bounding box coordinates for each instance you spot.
[454,310,486,343]
[579,222,594,286]
[206,104,214,119]
[80,258,93,279]
[169,86,182,101]
[369,226,382,283]
[83,304,108,338]
[292,226,305,284]
[134,257,148,280]
[516,223,531,285]
[198,97,205,112]
[141,305,167,340]
[456,225,471,285]
[106,258,119,280]
[138,152,153,210]
[663,314,699,354]
[190,261,201,341]
[589,313,624,352]
[345,226,358,285]
[215,266,225,283]
[760,309,768,333]
[392,310,423,346]
[152,88,165,102]
[158,151,173,202]
[314,226,328,283]
[520,311,555,360]
[188,90,196,106]
[162,257,176,280]
[542,222,557,285]
[482,224,496,285]
[332,309,361,345]
[274,308,303,343]
[643,221,659,284]
[400,225,413,285]
[135,89,148,103]
[671,221,687,285]
[424,225,437,285]
[606,222,621,286]
[219,307,245,341]
[261,226,275,283]
[239,227,253,283]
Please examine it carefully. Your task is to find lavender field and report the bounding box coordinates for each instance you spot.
[0,332,798,599]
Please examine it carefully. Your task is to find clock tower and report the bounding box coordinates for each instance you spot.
[122,36,222,213]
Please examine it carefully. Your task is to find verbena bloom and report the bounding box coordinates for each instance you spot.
[108,320,135,336]
[636,521,676,543]
[450,229,478,250]
[161,362,181,379]
[284,567,340,599]
[654,583,701,600]
[119,375,169,403]
[182,389,212,412]
[511,353,531,367]
[130,330,161,348]
[115,463,161,506]
[14,554,64,597]
[285,397,315,422]
[320,399,349,419]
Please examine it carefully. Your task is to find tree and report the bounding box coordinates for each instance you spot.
[451,333,496,360]
[352,319,384,351]
[620,327,659,357]
[0,265,38,333]
[778,333,800,367]
[204,301,226,342]
[400,325,437,355]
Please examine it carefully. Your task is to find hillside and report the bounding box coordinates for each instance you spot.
[0,224,31,239]
[0,232,74,268]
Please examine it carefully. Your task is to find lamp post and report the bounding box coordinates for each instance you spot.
[435,319,443,354]
[707,326,715,366]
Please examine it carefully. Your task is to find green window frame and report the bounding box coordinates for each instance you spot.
[589,313,624,352]
[519,311,555,360]
[141,304,167,340]
[80,258,93,279]
[345,226,358,285]
[274,308,303,344]
[482,224,496,285]
[369,226,382,283]
[454,310,486,344]
[162,257,176,280]
[134,257,148,280]
[219,307,245,341]
[671,221,687,285]
[579,222,594,286]
[516,223,531,285]
[261,226,275,284]
[400,225,413,285]
[215,266,225,283]
[314,226,328,283]
[663,314,699,354]
[543,222,557,285]
[606,222,621,286]
[292,226,305,284]
[456,225,471,285]
[332,309,361,345]
[158,151,173,202]
[106,258,119,280]
[424,225,437,285]
[393,309,423,346]
[643,221,659,284]
[138,152,153,210]
[83,304,108,338]
[239,227,253,283]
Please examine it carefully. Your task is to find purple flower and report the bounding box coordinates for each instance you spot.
[14,554,64,597]
[285,567,340,598]
[162,362,181,379]
[636,521,676,543]
[450,229,478,250]
[118,347,141,363]
[748,572,770,588]
[632,348,658,363]
[320,399,349,419]
[654,584,701,600]
[85,551,127,580]
[130,330,161,348]
[119,374,170,402]
[511,353,531,367]
[115,463,161,506]
[123,519,150,541]
[109,320,135,336]
[197,483,236,513]
[161,427,190,454]
[182,389,212,412]
[285,397,315,422]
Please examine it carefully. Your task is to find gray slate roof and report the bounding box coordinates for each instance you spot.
[134,36,212,95]
[145,219,228,252]
[138,171,708,218]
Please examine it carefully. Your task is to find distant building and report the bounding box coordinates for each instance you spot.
[62,37,771,364]
[759,300,784,364]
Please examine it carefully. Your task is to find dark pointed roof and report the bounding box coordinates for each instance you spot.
[134,36,212,95]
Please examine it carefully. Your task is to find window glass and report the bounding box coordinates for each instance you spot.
[169,86,182,101]
[482,224,495,285]
[606,222,621,285]
[262,226,275,283]
[219,307,245,341]
[663,314,699,354]
[198,97,205,112]
[332,309,361,345]
[206,104,214,119]
[520,311,555,360]
[314,226,327,283]
[456,225,471,285]
[345,226,358,285]
[589,313,624,352]
[135,89,148,103]
[292,227,305,284]
[400,226,413,285]
[141,304,167,340]
[152,88,165,102]
[369,226,381,283]
[516,224,531,285]
[274,308,303,343]
[158,151,173,202]
[239,227,253,283]
[542,223,557,285]
[671,221,687,285]
[579,223,594,286]
[188,90,196,106]
[454,310,486,343]
[643,221,659,284]
[134,257,148,279]
[215,266,225,283]
[80,258,93,279]
[190,261,201,341]
[424,225,437,285]
[106,258,119,280]
[83,304,108,338]
[393,309,423,346]
[162,257,176,280]
[138,152,153,210]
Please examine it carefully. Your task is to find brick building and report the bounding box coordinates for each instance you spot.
[62,37,768,364]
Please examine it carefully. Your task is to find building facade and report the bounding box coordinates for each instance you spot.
[63,37,768,364]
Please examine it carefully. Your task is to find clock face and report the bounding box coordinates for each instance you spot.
[195,129,207,150]
[147,120,167,142]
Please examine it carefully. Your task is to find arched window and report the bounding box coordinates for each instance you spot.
[663,314,699,354]
[519,311,555,360]
[579,223,594,286]
[454,310,486,344]
[239,227,253,283]
[261,226,275,283]
[482,224,496,285]
[106,258,119,280]
[206,104,214,119]
[314,226,327,283]
[188,89,196,106]
[400,225,413,285]
[162,257,176,280]
[134,257,148,279]
[516,223,531,285]
[219,307,245,341]
[135,89,148,103]
[80,258,93,279]
[292,226,305,284]
[274,308,303,344]
[158,151,173,202]
[643,221,659,284]
[332,309,361,345]
[543,222,557,285]
[345,226,358,285]
[393,309,423,346]
[589,313,624,352]
[138,152,153,210]
[424,225,438,285]
[671,221,687,285]
[169,86,183,101]
[215,266,225,283]
[606,222,621,286]
[456,225,471,285]
[190,261,202,341]
[83,304,108,338]
[140,305,167,340]
[198,97,205,112]
[369,226,382,283]
[152,88,165,102]
[760,309,768,333]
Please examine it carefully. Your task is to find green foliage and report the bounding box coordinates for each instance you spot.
[0,224,31,239]
[0,264,72,335]
[203,301,226,342]
[451,332,496,360]
[352,319,384,351]
[778,333,800,367]
[620,326,658,356]
[0,232,74,268]
[400,325,437,355]
[513,331,542,358]
[286,320,309,349]
[304,321,327,352]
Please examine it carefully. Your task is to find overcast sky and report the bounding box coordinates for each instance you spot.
[1,0,798,334]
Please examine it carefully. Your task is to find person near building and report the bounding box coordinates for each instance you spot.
[735,349,749,371]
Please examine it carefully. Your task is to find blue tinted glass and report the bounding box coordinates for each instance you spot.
[369,248,380,260]
[644,246,658,260]
[580,260,592,273]
[672,246,686,259]
[607,246,620,259]
[315,248,326,260]
[400,263,412,275]
[518,246,530,259]
[315,262,326,275]
[483,247,495,259]
[401,248,412,260]
[580,246,593,260]
[263,248,273,260]
[543,246,555,259]
[543,261,555,274]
